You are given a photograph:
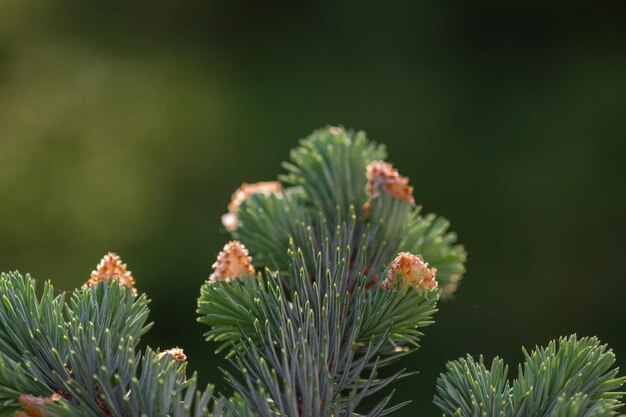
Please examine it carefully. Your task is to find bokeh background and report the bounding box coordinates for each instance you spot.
[1,2,625,415]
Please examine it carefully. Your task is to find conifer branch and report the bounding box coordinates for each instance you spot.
[200,126,467,415]
[0,265,217,417]
[434,336,626,417]
[1,126,469,416]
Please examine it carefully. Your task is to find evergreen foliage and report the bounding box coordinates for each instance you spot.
[199,126,465,416]
[0,271,215,417]
[2,126,620,417]
[434,336,625,417]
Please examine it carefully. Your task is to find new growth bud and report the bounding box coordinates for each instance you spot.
[157,347,187,362]
[221,181,282,232]
[381,252,437,294]
[209,240,256,283]
[158,347,188,381]
[366,161,415,204]
[17,394,60,417]
[84,252,137,296]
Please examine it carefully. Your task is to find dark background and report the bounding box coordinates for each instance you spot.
[1,2,625,415]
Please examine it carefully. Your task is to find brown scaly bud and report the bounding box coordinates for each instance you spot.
[209,241,256,283]
[84,252,137,296]
[18,394,60,417]
[157,347,187,362]
[366,161,415,205]
[157,347,188,382]
[381,252,437,294]
[221,181,282,232]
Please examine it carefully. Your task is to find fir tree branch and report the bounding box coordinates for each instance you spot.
[0,271,217,417]
[203,126,468,416]
[434,336,626,417]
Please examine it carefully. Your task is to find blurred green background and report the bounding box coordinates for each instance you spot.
[1,1,625,415]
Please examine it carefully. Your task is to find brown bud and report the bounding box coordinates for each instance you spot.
[366,161,415,205]
[84,252,137,296]
[209,241,256,283]
[157,347,187,362]
[222,181,282,232]
[18,394,60,417]
[381,252,437,294]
